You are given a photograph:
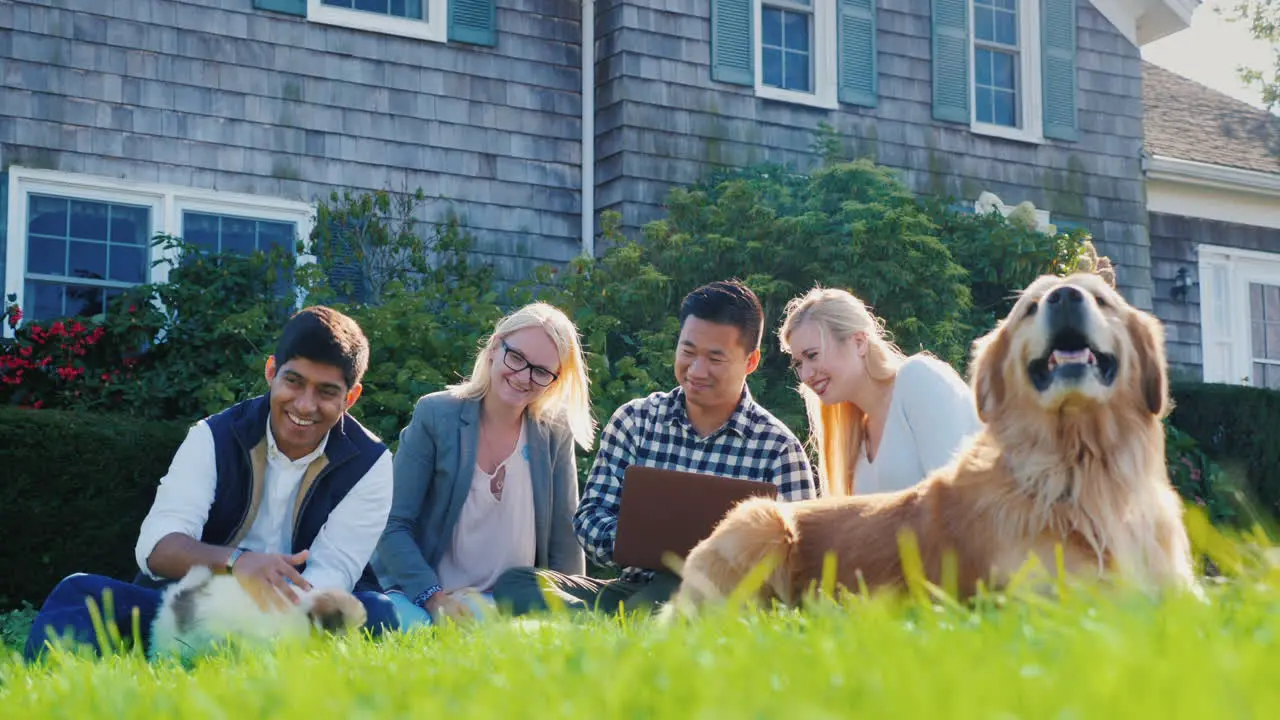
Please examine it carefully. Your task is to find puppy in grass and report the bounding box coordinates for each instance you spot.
[664,271,1199,616]
[148,565,367,662]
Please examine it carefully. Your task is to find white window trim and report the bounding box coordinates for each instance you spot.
[753,0,839,110]
[1197,243,1280,387]
[307,0,447,44]
[968,0,1044,144]
[4,166,316,339]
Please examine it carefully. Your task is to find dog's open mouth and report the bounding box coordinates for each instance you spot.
[1027,327,1118,392]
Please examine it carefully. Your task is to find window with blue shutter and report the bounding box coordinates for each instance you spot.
[449,0,496,46]
[712,0,755,86]
[1041,0,1078,141]
[253,0,307,16]
[931,0,970,123]
[837,0,876,107]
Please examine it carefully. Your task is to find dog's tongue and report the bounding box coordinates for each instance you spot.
[1051,349,1093,366]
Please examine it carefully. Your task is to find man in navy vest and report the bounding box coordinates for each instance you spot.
[24,306,398,661]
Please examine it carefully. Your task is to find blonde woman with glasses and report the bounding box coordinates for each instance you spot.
[367,302,596,627]
[779,287,981,497]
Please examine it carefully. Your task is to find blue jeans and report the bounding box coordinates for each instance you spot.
[386,590,497,629]
[24,572,400,662]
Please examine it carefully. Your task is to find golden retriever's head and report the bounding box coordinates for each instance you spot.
[969,273,1168,422]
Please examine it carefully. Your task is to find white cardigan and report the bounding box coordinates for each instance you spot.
[852,354,982,495]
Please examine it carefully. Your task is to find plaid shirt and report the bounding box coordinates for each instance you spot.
[573,385,817,583]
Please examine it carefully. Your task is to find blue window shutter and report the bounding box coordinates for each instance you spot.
[931,0,969,123]
[1041,0,1079,141]
[449,0,496,46]
[711,0,753,86]
[837,0,877,107]
[253,0,307,16]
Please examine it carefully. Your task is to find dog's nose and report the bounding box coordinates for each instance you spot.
[1045,285,1086,332]
[1046,285,1084,305]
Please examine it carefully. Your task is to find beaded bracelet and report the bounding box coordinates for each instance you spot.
[413,584,443,609]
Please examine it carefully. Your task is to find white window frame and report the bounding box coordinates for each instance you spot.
[1197,244,1280,387]
[968,0,1044,144]
[4,167,316,339]
[754,0,838,110]
[307,0,447,44]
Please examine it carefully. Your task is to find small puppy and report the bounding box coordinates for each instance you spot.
[149,565,367,661]
[667,272,1198,616]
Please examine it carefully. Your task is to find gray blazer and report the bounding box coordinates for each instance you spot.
[369,391,585,600]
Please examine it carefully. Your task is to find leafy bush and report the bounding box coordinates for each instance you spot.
[1169,382,1280,525]
[1,193,505,447]
[0,406,191,610]
[1164,420,1240,527]
[532,157,1093,434]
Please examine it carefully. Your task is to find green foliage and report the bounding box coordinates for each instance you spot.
[1,603,36,650]
[0,406,191,610]
[1170,382,1280,524]
[1165,420,1241,527]
[924,198,1094,348]
[532,156,1091,433]
[307,207,507,442]
[1222,1,1280,111]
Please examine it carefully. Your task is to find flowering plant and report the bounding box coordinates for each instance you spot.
[1,293,145,411]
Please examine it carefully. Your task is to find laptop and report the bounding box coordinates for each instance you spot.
[611,465,780,571]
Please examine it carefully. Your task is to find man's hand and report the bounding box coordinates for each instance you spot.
[231,549,313,612]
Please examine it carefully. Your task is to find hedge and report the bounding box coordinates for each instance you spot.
[1169,382,1280,525]
[0,406,190,609]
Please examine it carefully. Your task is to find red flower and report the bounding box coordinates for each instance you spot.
[6,307,21,328]
[32,400,44,409]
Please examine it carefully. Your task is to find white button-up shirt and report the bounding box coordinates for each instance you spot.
[135,419,394,591]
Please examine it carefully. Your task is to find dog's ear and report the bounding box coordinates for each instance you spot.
[1127,310,1169,417]
[969,319,1011,423]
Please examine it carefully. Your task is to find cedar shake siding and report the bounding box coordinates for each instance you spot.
[0,0,583,300]
[596,0,1155,307]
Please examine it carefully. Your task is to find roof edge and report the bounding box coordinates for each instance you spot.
[1125,0,1200,46]
[1147,154,1280,197]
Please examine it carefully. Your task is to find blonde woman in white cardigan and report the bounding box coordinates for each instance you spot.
[779,287,981,497]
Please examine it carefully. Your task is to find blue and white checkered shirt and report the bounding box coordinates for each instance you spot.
[573,385,817,583]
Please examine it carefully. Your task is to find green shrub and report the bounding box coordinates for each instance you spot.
[1164,420,1240,527]
[1169,382,1280,525]
[0,407,191,609]
[531,157,1093,435]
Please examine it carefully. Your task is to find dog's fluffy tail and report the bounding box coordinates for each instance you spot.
[662,497,799,620]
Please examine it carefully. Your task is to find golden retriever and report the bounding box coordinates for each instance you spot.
[666,272,1198,613]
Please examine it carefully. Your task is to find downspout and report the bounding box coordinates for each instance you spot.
[581,0,595,258]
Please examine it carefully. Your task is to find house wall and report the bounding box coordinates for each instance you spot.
[1149,211,1280,381]
[0,0,583,286]
[596,0,1154,307]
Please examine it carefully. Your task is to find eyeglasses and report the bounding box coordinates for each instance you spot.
[501,342,559,387]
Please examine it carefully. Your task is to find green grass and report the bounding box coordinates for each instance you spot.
[4,519,1280,718]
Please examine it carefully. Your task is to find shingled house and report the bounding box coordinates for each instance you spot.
[3,0,1198,336]
[1142,61,1280,389]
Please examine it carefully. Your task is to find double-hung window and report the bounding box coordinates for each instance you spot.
[3,168,314,333]
[1198,245,1280,389]
[969,0,1042,141]
[306,0,448,42]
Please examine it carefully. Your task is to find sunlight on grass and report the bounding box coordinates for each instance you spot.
[3,510,1280,718]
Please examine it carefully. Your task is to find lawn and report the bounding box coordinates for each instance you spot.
[3,522,1279,718]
